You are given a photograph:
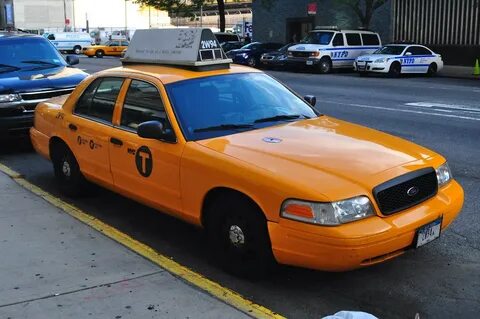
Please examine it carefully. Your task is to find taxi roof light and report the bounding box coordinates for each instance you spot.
[122,28,232,71]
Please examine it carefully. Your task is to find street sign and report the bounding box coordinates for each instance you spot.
[307,3,317,15]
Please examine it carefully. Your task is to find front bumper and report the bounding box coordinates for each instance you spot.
[287,57,320,68]
[268,180,464,271]
[83,49,96,56]
[354,61,388,73]
[0,113,34,136]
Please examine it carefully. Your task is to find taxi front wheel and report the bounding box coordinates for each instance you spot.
[52,144,88,196]
[206,194,275,278]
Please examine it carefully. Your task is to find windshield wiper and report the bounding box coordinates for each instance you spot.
[21,60,62,67]
[0,63,21,72]
[194,123,254,133]
[254,114,310,123]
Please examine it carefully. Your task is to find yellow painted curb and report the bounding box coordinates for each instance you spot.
[0,164,285,319]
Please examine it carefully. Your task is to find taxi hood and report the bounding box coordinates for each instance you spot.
[196,117,438,197]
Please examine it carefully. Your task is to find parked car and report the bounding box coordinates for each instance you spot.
[287,27,382,73]
[354,44,444,77]
[0,32,88,137]
[226,42,284,67]
[83,40,129,58]
[46,32,93,55]
[221,41,244,53]
[260,43,297,69]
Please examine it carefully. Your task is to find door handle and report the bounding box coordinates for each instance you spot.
[68,123,77,131]
[110,137,123,146]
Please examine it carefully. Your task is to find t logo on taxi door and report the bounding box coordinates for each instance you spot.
[135,146,153,177]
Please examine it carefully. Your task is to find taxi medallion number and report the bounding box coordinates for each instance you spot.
[415,218,442,248]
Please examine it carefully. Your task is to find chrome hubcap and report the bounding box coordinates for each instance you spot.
[229,225,245,247]
[62,161,71,177]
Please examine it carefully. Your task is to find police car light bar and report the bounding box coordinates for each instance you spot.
[122,28,232,70]
[314,26,340,31]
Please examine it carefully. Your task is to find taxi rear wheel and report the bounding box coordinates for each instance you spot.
[206,194,275,278]
[95,50,104,58]
[52,143,88,196]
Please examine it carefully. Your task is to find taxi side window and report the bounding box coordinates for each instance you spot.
[345,33,362,46]
[75,77,124,123]
[120,80,168,131]
[332,33,344,46]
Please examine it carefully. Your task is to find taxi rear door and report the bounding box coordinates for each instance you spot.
[66,77,126,186]
[109,78,183,214]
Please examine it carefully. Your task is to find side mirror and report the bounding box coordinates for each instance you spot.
[405,52,413,56]
[65,55,79,66]
[138,121,175,142]
[304,95,316,107]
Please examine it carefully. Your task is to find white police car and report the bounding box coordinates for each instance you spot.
[354,44,443,77]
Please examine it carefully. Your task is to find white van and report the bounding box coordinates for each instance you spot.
[287,27,382,73]
[46,32,93,54]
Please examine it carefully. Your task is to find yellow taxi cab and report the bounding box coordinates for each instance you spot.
[82,39,129,58]
[30,28,464,277]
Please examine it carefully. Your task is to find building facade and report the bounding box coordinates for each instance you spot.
[4,0,170,32]
[252,0,391,44]
[253,0,479,65]
[0,0,15,29]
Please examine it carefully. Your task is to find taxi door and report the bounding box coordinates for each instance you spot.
[106,41,120,55]
[109,78,183,214]
[66,77,126,186]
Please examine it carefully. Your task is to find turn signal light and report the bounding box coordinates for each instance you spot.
[310,52,320,57]
[283,203,315,219]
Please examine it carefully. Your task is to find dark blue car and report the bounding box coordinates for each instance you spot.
[226,42,284,68]
[0,32,88,137]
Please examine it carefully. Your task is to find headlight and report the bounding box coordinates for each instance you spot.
[276,54,286,60]
[281,196,375,226]
[240,53,249,58]
[374,58,386,63]
[436,162,452,188]
[0,94,21,103]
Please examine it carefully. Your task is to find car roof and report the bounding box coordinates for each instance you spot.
[97,63,261,85]
[0,32,41,39]
[312,29,377,34]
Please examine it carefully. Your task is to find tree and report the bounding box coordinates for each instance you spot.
[135,0,227,32]
[335,0,388,29]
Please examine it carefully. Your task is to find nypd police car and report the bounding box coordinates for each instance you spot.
[354,44,443,77]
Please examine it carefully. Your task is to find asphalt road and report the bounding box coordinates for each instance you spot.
[1,57,479,319]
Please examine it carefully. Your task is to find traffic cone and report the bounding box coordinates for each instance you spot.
[474,59,480,76]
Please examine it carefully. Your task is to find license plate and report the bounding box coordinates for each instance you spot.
[415,218,442,248]
[306,60,313,65]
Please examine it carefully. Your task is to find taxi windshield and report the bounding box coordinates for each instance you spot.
[302,32,334,45]
[374,45,406,55]
[166,73,318,141]
[0,37,67,71]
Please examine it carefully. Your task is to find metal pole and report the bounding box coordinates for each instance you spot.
[125,0,127,36]
[200,5,203,27]
[149,6,151,28]
[72,0,76,31]
[63,0,67,31]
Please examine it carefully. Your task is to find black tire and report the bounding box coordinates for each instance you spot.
[426,63,437,77]
[318,57,332,74]
[73,46,81,55]
[205,193,275,278]
[247,57,257,68]
[51,142,88,197]
[388,62,401,78]
[95,50,104,58]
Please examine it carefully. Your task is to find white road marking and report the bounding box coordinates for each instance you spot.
[326,101,480,121]
[405,102,480,112]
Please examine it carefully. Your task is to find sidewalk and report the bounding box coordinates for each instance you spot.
[439,65,479,80]
[0,172,251,319]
